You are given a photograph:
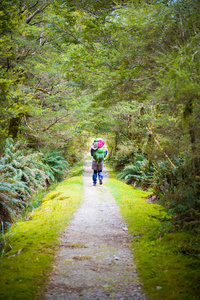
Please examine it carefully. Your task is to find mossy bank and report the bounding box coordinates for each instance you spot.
[0,176,84,300]
[106,177,200,300]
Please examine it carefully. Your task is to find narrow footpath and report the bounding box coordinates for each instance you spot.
[45,160,145,299]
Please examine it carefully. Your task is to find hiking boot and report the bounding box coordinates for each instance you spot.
[99,178,103,185]
[93,183,96,186]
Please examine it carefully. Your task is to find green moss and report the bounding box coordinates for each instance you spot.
[106,178,200,300]
[67,243,87,248]
[72,256,92,260]
[0,176,84,300]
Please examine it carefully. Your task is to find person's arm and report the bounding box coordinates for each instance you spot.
[104,149,108,158]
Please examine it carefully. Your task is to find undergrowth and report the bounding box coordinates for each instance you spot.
[0,138,70,227]
[0,176,84,300]
[106,174,200,300]
[67,160,85,177]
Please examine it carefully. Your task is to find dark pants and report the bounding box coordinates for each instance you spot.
[93,170,103,184]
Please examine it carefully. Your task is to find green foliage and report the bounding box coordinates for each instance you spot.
[118,158,154,188]
[0,138,47,226]
[0,139,66,224]
[41,149,69,182]
[67,160,84,177]
[153,157,200,227]
[1,138,47,192]
[114,147,200,225]
[0,137,82,228]
[0,180,21,228]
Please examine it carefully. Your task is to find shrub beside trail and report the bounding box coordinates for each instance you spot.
[0,139,69,228]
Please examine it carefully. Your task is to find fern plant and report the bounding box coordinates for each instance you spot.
[0,179,26,230]
[41,149,69,181]
[118,162,142,183]
[1,138,48,193]
[117,152,153,187]
[0,138,50,227]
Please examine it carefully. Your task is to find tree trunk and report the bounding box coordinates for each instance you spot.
[189,125,199,173]
[8,117,21,138]
[127,114,133,140]
[114,132,119,154]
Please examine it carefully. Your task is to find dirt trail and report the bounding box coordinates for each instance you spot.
[45,160,145,299]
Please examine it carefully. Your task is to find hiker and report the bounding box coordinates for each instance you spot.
[91,138,107,186]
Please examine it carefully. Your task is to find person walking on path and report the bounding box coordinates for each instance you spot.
[91,138,107,186]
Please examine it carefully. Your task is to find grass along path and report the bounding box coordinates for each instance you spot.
[0,176,84,300]
[106,176,200,300]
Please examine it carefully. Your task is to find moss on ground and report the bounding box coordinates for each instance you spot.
[0,176,84,300]
[106,178,200,300]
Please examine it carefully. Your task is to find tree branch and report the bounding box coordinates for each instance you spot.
[24,113,70,132]
[20,0,40,14]
[30,20,45,26]
[42,114,71,131]
[35,87,52,95]
[26,1,49,24]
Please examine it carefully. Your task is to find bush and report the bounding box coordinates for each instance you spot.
[112,146,200,228]
[0,139,70,228]
[117,152,154,188]
[153,157,200,227]
[41,149,69,182]
[0,138,48,192]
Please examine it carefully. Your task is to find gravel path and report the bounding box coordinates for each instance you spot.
[45,160,146,300]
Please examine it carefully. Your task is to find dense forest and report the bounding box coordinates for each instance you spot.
[0,0,200,231]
